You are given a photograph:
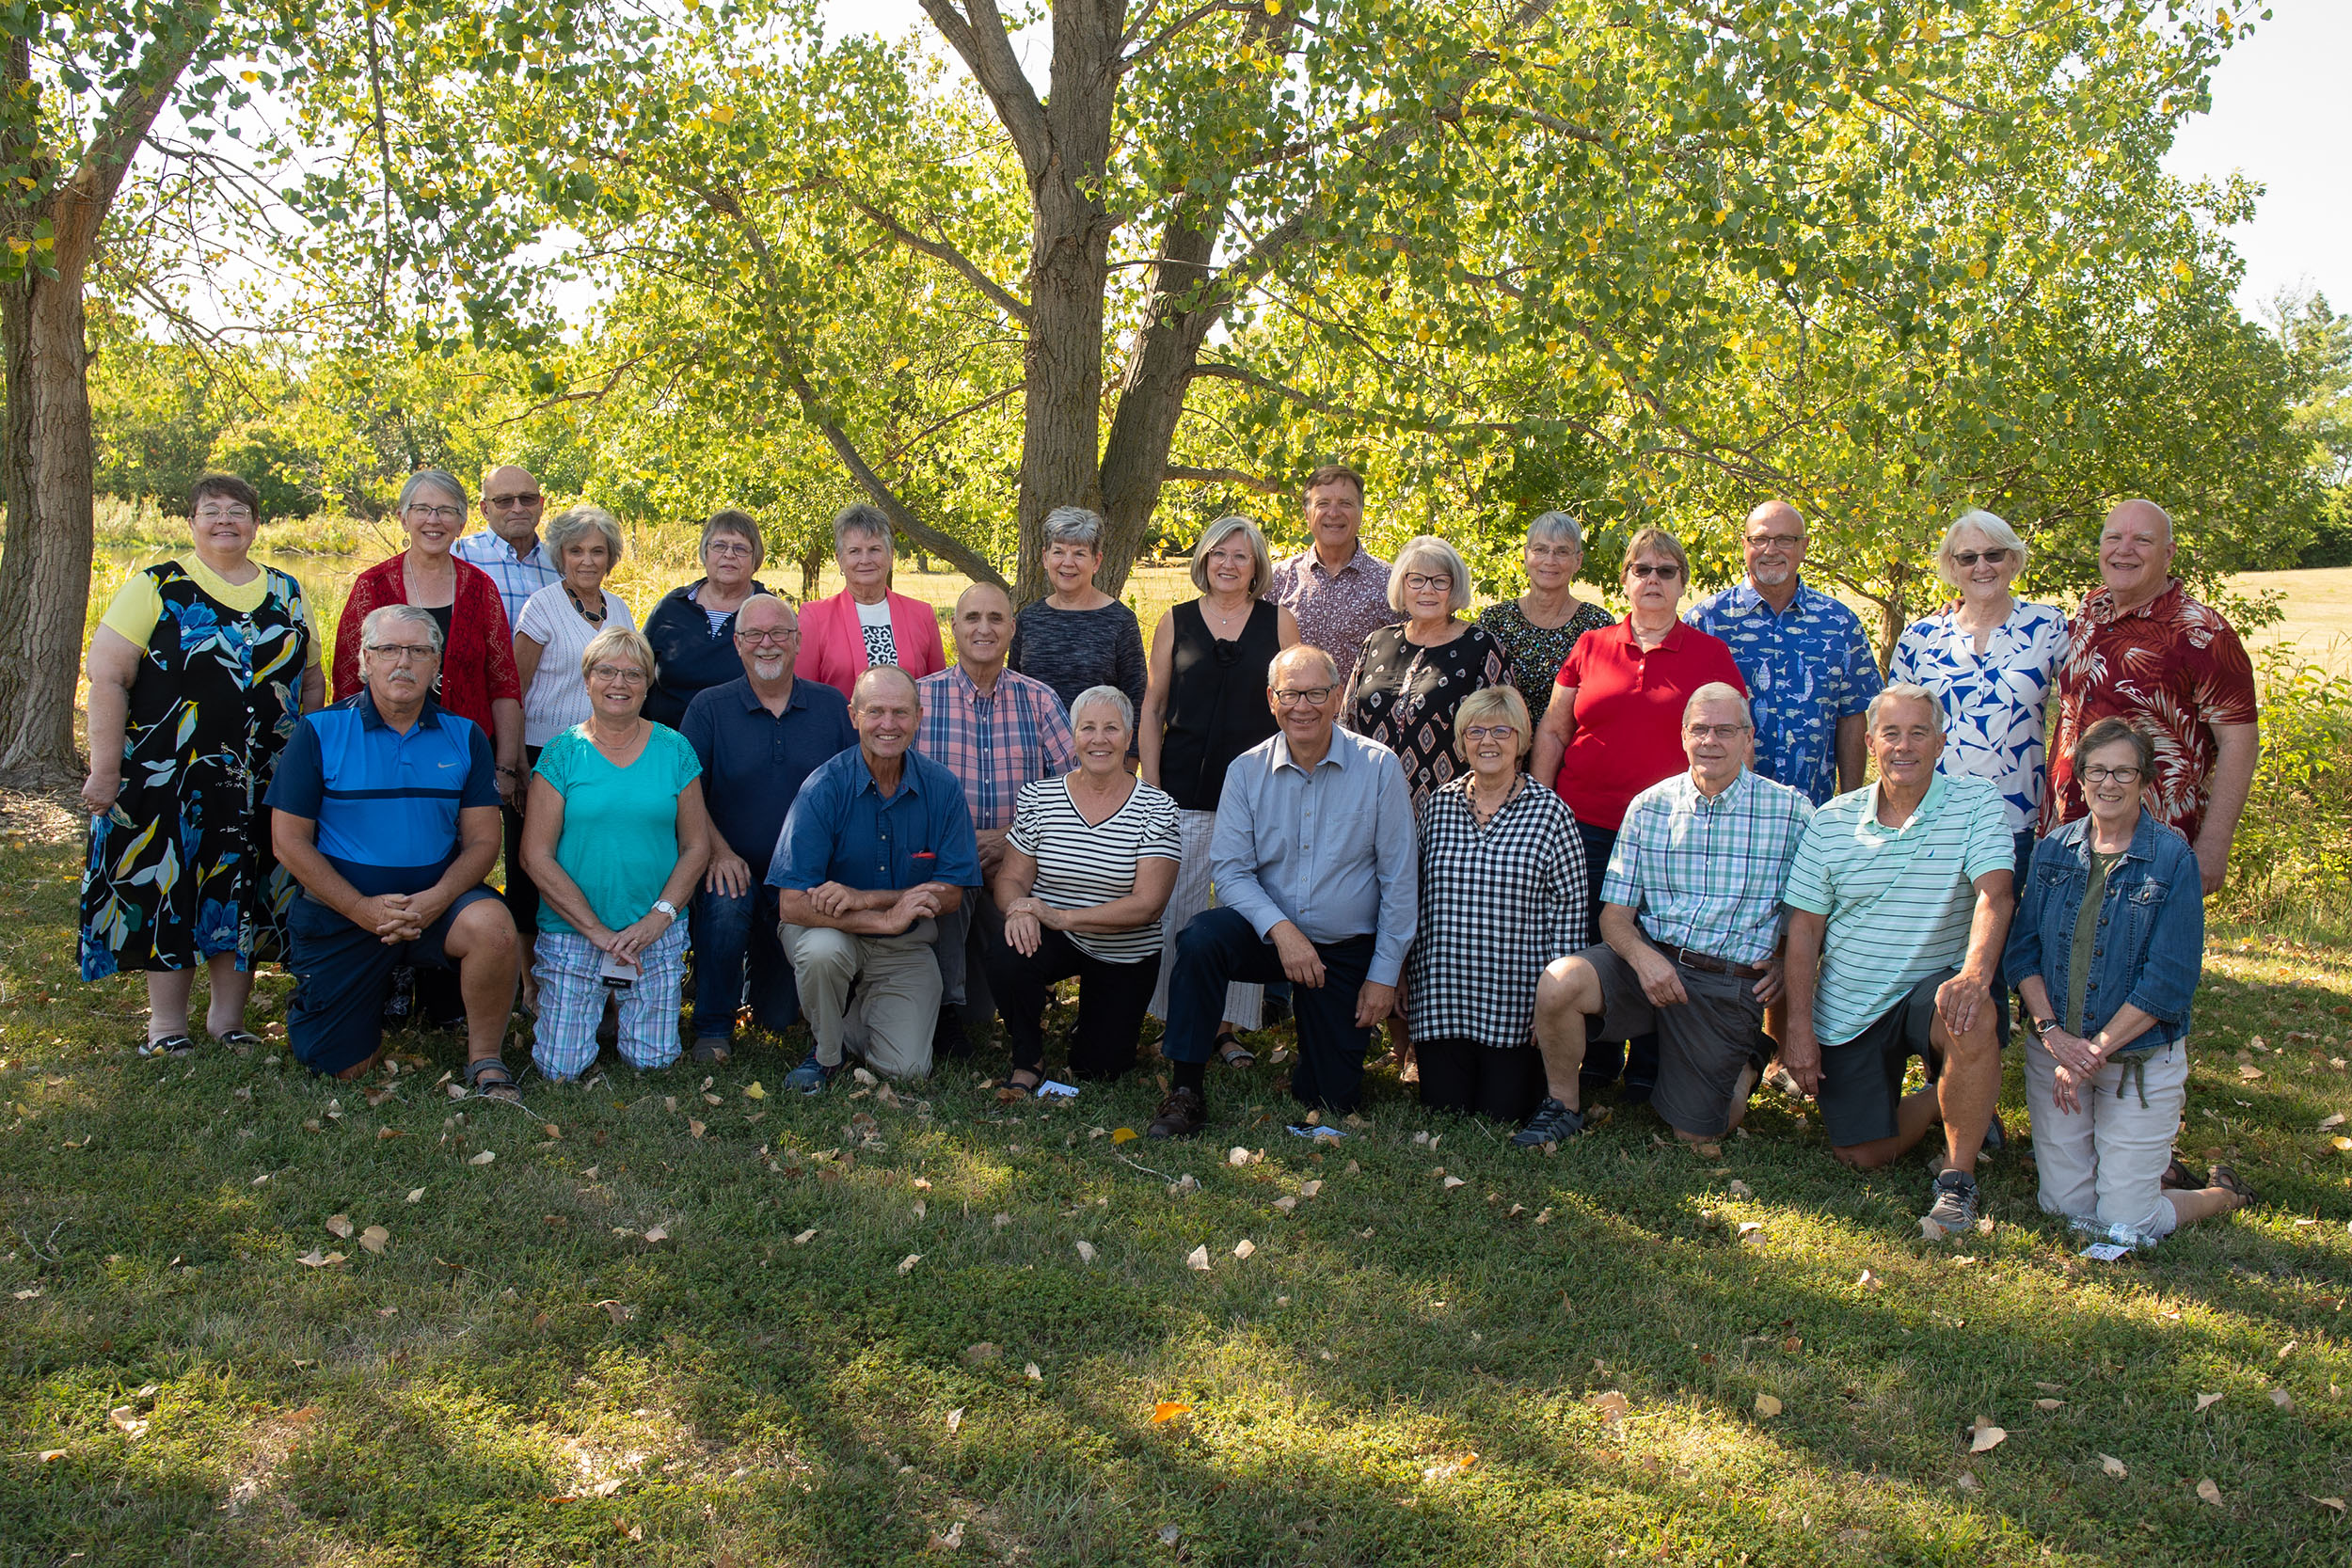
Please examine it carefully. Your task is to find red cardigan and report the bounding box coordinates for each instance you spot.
[332,553,521,735]
[797,588,947,700]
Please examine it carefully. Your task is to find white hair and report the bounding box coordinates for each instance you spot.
[1935,509,2027,589]
[1068,685,1134,730]
[1387,533,1471,615]
[1867,681,1943,730]
[1683,682,1752,727]
[361,603,443,653]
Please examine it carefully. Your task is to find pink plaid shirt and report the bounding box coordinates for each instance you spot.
[1265,542,1397,690]
[914,664,1078,834]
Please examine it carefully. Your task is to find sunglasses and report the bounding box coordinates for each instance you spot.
[485,492,542,508]
[1951,548,2012,567]
[1627,562,1681,580]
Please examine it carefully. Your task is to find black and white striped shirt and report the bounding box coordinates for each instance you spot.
[1007,776,1184,964]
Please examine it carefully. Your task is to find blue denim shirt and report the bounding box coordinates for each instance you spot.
[2002,809,2203,1053]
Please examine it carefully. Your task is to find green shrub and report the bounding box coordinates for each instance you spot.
[2219,651,2352,936]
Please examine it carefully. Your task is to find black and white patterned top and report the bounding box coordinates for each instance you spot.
[1405,775,1591,1050]
[1341,622,1515,809]
[1006,775,1184,964]
[1475,596,1615,728]
[857,596,898,667]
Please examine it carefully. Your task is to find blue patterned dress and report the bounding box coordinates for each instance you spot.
[81,562,313,979]
[1889,600,2070,833]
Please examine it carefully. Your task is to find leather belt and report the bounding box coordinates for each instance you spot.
[1657,942,1768,981]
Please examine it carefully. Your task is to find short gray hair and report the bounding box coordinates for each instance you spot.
[1068,684,1134,730]
[1527,511,1584,551]
[701,509,764,567]
[1268,644,1340,689]
[396,469,466,515]
[1188,515,1273,597]
[1867,681,1944,731]
[546,503,625,566]
[362,603,443,654]
[1387,534,1471,615]
[1683,682,1752,727]
[832,502,893,552]
[1935,509,2026,589]
[1041,505,1104,551]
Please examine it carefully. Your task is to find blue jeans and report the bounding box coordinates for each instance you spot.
[1168,907,1377,1113]
[691,883,798,1041]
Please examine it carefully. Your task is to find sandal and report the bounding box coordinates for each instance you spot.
[2208,1164,2260,1209]
[1214,1030,1256,1069]
[213,1029,266,1051]
[139,1035,195,1059]
[2158,1155,2199,1192]
[691,1039,733,1066]
[465,1057,523,1102]
[1005,1069,1043,1095]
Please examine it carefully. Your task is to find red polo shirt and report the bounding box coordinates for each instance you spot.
[1553,618,1748,829]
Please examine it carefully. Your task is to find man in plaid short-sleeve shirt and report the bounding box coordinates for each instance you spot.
[1517,684,1811,1149]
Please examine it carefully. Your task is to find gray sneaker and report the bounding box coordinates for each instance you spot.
[1510,1098,1588,1148]
[1923,1169,1980,1236]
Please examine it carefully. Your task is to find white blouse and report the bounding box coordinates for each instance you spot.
[1888,599,2069,833]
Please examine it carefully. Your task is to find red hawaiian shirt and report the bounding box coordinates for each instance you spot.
[2043,578,2255,843]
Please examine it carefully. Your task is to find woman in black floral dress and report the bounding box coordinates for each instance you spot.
[1475,510,1613,728]
[1342,534,1515,809]
[80,472,323,1055]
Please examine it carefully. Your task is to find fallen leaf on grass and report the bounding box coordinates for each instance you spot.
[1073,1241,1096,1263]
[11,1288,40,1300]
[642,1226,669,1245]
[1227,1147,1249,1166]
[945,1407,963,1433]
[2034,1399,2065,1412]
[326,1214,355,1239]
[358,1226,389,1255]
[1856,1270,1882,1291]
[1969,1421,2007,1453]
[375,1128,405,1142]
[405,1187,425,1204]
[2312,1496,2345,1513]
[689,1119,707,1139]
[2279,1339,2299,1360]
[2195,1392,2223,1411]
[2196,1478,2223,1506]
[1955,1471,1981,1494]
[927,1520,964,1552]
[597,1300,632,1323]
[543,1123,561,1140]
[2271,1388,2295,1410]
[1441,1175,1467,1191]
[792,1228,818,1245]
[1158,1524,1183,1545]
[1754,1394,1782,1418]
[2319,1112,2345,1131]
[1025,1362,1041,1382]
[108,1406,149,1436]
[1150,1402,1191,1424]
[962,1342,1001,1365]
[852,1067,879,1086]
[1273,1196,1297,1214]
[1420,1452,1478,1482]
[38,1449,65,1463]
[1185,1245,1211,1272]
[1533,1208,1553,1225]
[2100,1453,2128,1478]
[616,1521,644,1542]
[898,1254,922,1274]
[1592,1390,1629,1423]
[295,1250,344,1268]
[1110,1127,1137,1144]
[1232,1239,1256,1259]
[702,1092,723,1107]
[2237,1064,2264,1081]
[469,1150,495,1165]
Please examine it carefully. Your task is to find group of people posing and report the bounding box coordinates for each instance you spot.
[80,462,2261,1243]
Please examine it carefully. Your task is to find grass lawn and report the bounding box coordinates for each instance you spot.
[2,787,2347,1567]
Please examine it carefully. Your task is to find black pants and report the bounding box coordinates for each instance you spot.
[501,743,544,937]
[983,924,1161,1080]
[1575,817,1658,1094]
[1416,1037,1546,1122]
[1168,908,1376,1113]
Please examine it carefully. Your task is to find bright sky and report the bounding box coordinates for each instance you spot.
[2163,2,2352,315]
[820,0,2350,320]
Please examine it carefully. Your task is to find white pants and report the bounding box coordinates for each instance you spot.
[1148,809,1263,1029]
[2024,1036,2188,1240]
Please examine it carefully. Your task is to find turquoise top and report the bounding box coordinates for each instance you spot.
[534,721,704,936]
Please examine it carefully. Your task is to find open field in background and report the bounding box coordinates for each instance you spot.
[0,780,2347,1565]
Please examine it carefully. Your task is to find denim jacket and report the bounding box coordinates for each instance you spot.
[2002,809,2203,1053]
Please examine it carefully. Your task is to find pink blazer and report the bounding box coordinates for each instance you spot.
[799,588,947,699]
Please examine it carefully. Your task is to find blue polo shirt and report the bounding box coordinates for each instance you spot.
[767,746,982,895]
[266,691,500,896]
[680,675,856,870]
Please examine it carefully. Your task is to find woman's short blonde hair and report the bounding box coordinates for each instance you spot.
[1388,533,1471,615]
[579,625,659,687]
[1188,514,1273,597]
[546,503,625,566]
[1452,684,1533,762]
[1620,526,1691,581]
[1934,509,2028,589]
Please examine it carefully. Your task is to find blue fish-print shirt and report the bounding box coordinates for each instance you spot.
[1685,581,1882,805]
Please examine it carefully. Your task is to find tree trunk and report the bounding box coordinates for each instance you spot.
[0,270,97,784]
[1095,209,1219,597]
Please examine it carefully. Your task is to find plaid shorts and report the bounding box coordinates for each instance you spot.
[532,922,687,1079]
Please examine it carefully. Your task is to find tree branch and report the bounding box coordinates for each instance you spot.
[1164,464,1285,494]
[49,27,214,269]
[1121,1,1259,73]
[918,0,1051,180]
[852,199,1032,325]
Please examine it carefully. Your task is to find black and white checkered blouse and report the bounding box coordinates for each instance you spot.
[1405,774,1591,1049]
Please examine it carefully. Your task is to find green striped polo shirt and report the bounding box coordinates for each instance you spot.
[1783,773,2012,1046]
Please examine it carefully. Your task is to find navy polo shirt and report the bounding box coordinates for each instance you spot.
[266,690,501,896]
[679,674,856,868]
[767,746,982,895]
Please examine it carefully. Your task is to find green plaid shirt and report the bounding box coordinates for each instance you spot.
[1598,768,1815,968]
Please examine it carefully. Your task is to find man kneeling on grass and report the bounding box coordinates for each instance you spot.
[1518,684,1813,1148]
[1779,683,2015,1236]
[267,605,521,1096]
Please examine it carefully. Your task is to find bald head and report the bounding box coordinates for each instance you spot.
[480,464,545,545]
[1268,643,1341,691]
[1741,499,1807,594]
[2106,499,2172,543]
[2098,499,2178,609]
[851,663,921,768]
[852,663,920,710]
[952,581,1014,675]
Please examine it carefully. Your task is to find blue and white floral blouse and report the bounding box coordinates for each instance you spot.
[1889,599,2069,833]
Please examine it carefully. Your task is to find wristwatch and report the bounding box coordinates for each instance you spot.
[652,899,679,920]
[2031,1014,2060,1037]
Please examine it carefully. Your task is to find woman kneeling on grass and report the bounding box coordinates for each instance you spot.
[2007,716,2255,1243]
[523,626,712,1079]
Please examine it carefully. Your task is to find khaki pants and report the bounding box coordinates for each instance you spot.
[782,920,942,1080]
[2023,1035,2188,1240]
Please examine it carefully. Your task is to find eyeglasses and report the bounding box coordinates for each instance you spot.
[1686,723,1753,741]
[2081,764,2144,784]
[1461,724,1518,741]
[1627,562,1681,580]
[1273,686,1336,705]
[1526,543,1581,560]
[1402,572,1453,593]
[193,507,256,524]
[705,540,755,559]
[485,492,541,508]
[1746,532,1804,551]
[404,504,465,522]
[365,643,438,662]
[1951,548,2012,567]
[737,627,800,644]
[589,664,650,686]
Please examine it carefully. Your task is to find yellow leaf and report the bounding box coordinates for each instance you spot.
[2100,1453,2128,1478]
[358,1226,390,1255]
[326,1214,354,1239]
[1150,1401,1191,1424]
[743,1082,766,1100]
[1110,1128,1137,1144]
[2197,1477,2223,1506]
[890,356,912,372]
[710,103,736,124]
[1754,1393,1783,1418]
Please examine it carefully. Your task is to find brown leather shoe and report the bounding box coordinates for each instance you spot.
[1145,1086,1207,1139]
